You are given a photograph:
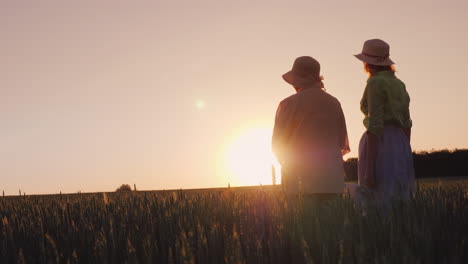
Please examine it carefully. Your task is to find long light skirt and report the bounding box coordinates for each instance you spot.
[347,126,416,207]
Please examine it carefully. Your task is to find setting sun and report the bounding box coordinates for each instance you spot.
[224,127,281,186]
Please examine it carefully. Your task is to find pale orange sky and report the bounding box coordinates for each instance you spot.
[1,0,467,194]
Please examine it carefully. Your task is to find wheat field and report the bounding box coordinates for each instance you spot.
[0,179,467,263]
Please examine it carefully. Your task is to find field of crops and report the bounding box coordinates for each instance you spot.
[1,179,467,263]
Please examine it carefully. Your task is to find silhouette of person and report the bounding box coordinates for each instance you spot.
[272,56,350,203]
[347,39,416,207]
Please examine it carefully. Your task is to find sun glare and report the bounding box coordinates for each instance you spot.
[195,99,206,109]
[225,127,281,186]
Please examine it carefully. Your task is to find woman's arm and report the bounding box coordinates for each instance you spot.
[272,100,295,165]
[401,84,412,144]
[272,103,285,164]
[338,104,350,156]
[365,79,384,188]
[366,132,378,188]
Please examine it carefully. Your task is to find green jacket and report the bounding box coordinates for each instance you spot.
[360,71,412,135]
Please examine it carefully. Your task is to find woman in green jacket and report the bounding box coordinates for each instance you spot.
[350,39,416,207]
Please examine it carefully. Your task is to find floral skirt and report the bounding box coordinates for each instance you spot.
[347,126,416,207]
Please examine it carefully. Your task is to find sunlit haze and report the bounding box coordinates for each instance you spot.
[1,0,467,194]
[225,127,280,186]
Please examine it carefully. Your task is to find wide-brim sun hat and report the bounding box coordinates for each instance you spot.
[282,56,323,88]
[354,39,395,66]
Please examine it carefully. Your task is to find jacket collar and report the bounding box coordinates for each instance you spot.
[373,70,395,78]
[295,82,323,93]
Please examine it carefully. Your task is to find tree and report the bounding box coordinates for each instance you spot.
[116,184,132,192]
[343,149,468,180]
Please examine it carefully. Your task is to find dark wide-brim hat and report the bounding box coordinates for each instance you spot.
[354,39,395,66]
[283,56,323,88]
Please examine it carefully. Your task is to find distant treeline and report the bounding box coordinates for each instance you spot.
[344,149,468,181]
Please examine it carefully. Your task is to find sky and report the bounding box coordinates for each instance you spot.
[1,0,467,195]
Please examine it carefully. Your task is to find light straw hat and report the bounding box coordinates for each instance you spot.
[354,39,395,66]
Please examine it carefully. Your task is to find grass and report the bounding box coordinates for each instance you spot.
[0,179,467,263]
